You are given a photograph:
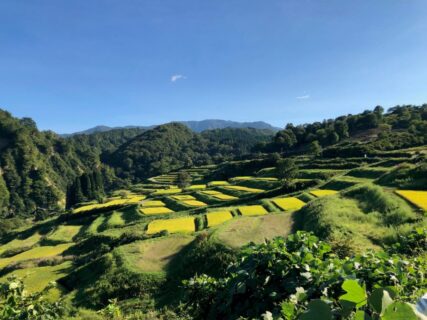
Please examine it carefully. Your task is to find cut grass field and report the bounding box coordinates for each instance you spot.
[118,235,194,273]
[272,197,306,211]
[0,243,73,269]
[146,217,195,234]
[202,190,221,195]
[206,211,233,227]
[140,207,174,215]
[395,190,427,211]
[238,205,268,216]
[212,213,293,248]
[310,189,339,197]
[46,225,81,243]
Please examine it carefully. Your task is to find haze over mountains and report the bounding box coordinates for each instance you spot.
[62,119,280,136]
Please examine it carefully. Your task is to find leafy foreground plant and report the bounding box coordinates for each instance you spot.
[183,231,427,320]
[0,276,64,320]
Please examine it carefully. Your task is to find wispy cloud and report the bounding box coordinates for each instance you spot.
[296,94,310,100]
[170,74,186,82]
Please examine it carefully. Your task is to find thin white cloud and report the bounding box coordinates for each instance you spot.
[170,74,186,82]
[296,94,310,100]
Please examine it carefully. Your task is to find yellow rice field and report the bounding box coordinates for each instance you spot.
[310,189,338,197]
[206,211,233,227]
[213,193,238,200]
[73,196,146,214]
[153,188,182,195]
[255,177,278,181]
[225,186,264,193]
[172,195,196,200]
[230,176,253,181]
[208,181,230,186]
[238,205,268,216]
[273,197,306,211]
[140,207,173,215]
[0,243,73,269]
[140,200,166,207]
[183,200,207,207]
[186,184,207,190]
[395,190,427,211]
[202,190,221,195]
[146,217,195,234]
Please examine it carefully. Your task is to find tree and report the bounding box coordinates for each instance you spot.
[275,158,298,183]
[177,171,192,188]
[309,140,322,156]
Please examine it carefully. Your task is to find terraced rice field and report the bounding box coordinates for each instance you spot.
[238,205,268,216]
[0,261,72,299]
[46,225,81,243]
[206,211,233,227]
[212,193,238,200]
[146,217,195,234]
[140,200,166,207]
[208,181,229,186]
[73,196,146,214]
[172,195,196,200]
[230,176,253,181]
[202,190,221,195]
[182,200,207,207]
[0,233,41,256]
[153,188,182,195]
[272,197,306,211]
[395,190,427,211]
[0,243,73,268]
[310,189,339,197]
[140,207,174,215]
[224,185,264,193]
[186,184,206,190]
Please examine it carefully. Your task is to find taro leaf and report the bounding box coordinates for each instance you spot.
[368,288,393,315]
[299,300,332,320]
[382,301,418,320]
[339,279,367,308]
[354,310,371,320]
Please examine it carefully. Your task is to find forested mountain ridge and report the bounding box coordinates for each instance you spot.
[62,119,279,136]
[106,123,273,181]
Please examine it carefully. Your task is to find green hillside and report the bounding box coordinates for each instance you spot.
[0,106,426,319]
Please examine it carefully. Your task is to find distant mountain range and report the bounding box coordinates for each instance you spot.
[61,120,281,136]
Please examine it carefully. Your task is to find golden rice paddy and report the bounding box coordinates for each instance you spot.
[395,190,427,211]
[310,189,338,197]
[206,211,233,227]
[224,186,264,193]
[202,190,221,195]
[153,188,182,195]
[140,207,174,215]
[172,195,196,200]
[140,200,166,207]
[272,197,306,211]
[208,181,230,186]
[146,217,195,234]
[238,205,268,216]
[182,200,207,207]
[213,193,238,200]
[73,195,146,214]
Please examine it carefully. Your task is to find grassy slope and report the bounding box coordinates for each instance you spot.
[212,213,294,248]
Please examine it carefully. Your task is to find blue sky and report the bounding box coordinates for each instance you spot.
[1,0,427,133]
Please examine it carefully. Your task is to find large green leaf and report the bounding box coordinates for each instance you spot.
[299,300,332,320]
[339,279,367,308]
[368,288,393,315]
[382,302,418,320]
